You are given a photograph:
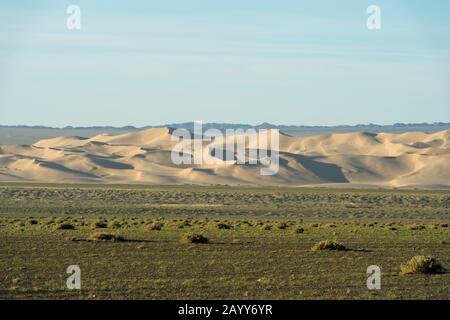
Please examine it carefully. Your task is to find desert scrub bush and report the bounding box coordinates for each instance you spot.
[216,222,232,230]
[294,227,305,234]
[409,224,426,231]
[400,256,445,275]
[92,221,108,229]
[28,219,38,225]
[277,222,288,230]
[42,219,55,226]
[180,233,209,244]
[178,220,192,229]
[311,240,346,251]
[55,223,75,230]
[110,222,122,229]
[89,232,125,242]
[242,221,253,227]
[147,222,163,231]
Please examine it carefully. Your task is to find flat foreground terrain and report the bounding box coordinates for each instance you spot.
[0,184,449,299]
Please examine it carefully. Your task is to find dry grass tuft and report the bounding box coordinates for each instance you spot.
[55,223,75,230]
[180,233,209,244]
[400,256,445,275]
[216,222,232,230]
[311,240,346,251]
[92,221,108,229]
[147,222,163,231]
[88,232,125,242]
[409,224,426,231]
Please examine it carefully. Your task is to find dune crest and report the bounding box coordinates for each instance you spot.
[0,128,449,188]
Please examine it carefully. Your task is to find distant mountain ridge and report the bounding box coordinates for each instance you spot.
[2,122,449,130]
[1,122,449,145]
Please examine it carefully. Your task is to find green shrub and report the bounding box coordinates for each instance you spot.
[216,222,232,230]
[92,221,108,229]
[409,224,426,231]
[180,233,209,244]
[147,222,163,231]
[89,232,125,242]
[312,240,346,251]
[178,220,192,229]
[110,222,122,229]
[55,223,75,230]
[277,223,288,230]
[400,256,445,275]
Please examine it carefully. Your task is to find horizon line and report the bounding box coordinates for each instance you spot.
[1,121,449,130]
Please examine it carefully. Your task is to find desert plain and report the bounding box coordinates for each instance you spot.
[0,128,449,300]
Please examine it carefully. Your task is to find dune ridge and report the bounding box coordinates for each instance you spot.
[0,128,449,188]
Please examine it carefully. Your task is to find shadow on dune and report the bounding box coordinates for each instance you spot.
[206,148,349,183]
[38,161,98,178]
[280,152,349,183]
[86,155,134,170]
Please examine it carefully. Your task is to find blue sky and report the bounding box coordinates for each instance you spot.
[0,0,449,127]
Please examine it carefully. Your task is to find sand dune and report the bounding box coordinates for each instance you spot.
[0,127,449,188]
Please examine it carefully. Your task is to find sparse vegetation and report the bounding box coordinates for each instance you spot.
[312,240,346,251]
[178,220,191,229]
[180,233,209,244]
[55,223,75,230]
[0,184,449,299]
[277,222,288,230]
[409,224,426,231]
[89,232,125,242]
[92,221,108,229]
[400,256,445,275]
[216,222,232,230]
[147,222,163,231]
[110,222,122,229]
[295,227,305,234]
